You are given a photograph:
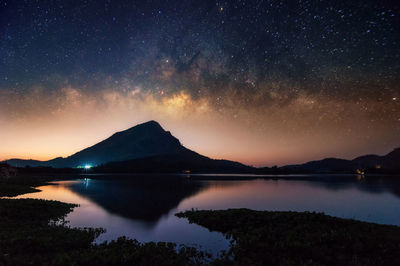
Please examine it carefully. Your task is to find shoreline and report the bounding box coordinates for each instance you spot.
[1,175,400,265]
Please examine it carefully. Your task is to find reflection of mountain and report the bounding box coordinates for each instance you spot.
[287,175,400,199]
[62,174,400,229]
[66,175,207,222]
[186,174,400,200]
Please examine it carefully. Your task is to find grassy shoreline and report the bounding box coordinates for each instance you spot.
[1,177,400,265]
[0,177,212,265]
[177,209,400,265]
[0,175,52,197]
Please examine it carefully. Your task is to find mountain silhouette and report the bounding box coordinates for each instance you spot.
[284,148,400,173]
[5,120,252,173]
[4,121,399,174]
[54,120,189,168]
[94,150,253,173]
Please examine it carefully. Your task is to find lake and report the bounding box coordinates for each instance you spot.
[14,174,400,255]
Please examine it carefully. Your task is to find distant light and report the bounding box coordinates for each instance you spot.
[84,164,92,169]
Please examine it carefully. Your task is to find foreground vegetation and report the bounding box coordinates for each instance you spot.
[1,176,400,265]
[177,209,400,266]
[0,199,102,265]
[2,201,399,266]
[0,183,40,197]
[0,175,48,197]
[0,176,210,265]
[0,198,210,266]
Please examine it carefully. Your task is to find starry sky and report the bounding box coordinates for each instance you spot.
[0,0,399,166]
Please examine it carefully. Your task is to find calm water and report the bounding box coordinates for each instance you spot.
[14,174,400,254]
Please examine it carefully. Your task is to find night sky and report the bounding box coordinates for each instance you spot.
[1,0,399,166]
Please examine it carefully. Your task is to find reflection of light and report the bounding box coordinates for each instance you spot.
[84,178,90,188]
[356,169,365,175]
[84,164,92,169]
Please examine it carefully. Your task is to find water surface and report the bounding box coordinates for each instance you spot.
[15,174,400,254]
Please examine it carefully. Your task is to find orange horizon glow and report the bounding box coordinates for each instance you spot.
[1,88,399,167]
[1,1,399,168]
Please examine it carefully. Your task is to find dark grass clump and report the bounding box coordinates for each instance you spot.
[0,175,50,197]
[70,237,211,266]
[0,199,210,266]
[0,183,40,197]
[177,209,400,266]
[0,199,102,265]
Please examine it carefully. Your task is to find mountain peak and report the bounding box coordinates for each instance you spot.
[117,120,169,139]
[124,120,164,133]
[56,120,184,167]
[137,120,162,127]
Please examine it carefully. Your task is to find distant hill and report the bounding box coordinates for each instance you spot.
[94,150,253,174]
[3,120,399,174]
[284,148,400,173]
[4,120,252,173]
[4,158,54,168]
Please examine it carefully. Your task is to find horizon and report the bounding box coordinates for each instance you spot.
[2,119,399,168]
[1,1,399,166]
[1,2,400,264]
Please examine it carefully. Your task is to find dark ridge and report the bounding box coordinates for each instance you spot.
[284,147,400,173]
[4,120,252,173]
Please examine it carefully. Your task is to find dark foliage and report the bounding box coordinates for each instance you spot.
[177,209,400,266]
[0,183,40,197]
[0,198,210,266]
[68,237,211,266]
[0,174,50,197]
[0,199,102,265]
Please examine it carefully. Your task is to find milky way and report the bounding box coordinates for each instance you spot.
[0,0,399,166]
